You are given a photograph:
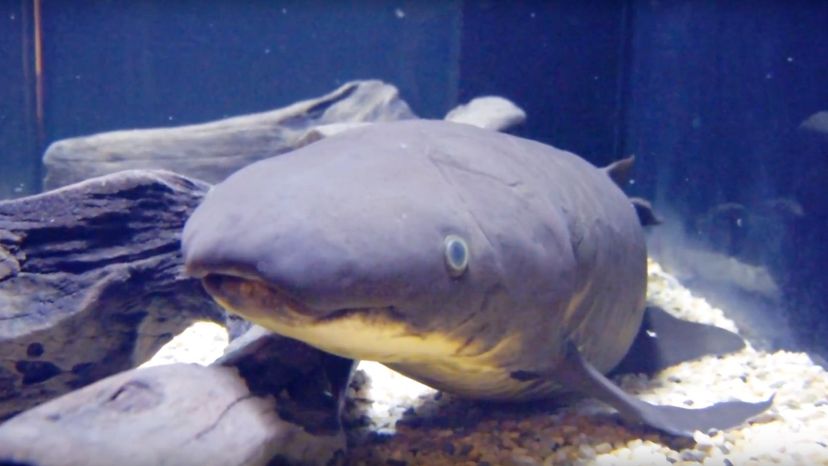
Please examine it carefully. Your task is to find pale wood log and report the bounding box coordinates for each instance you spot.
[0,328,354,466]
[443,96,526,131]
[42,80,416,189]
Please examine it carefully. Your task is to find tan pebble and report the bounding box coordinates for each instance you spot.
[478,452,499,464]
[629,444,669,464]
[594,442,612,454]
[511,447,531,457]
[502,420,518,430]
[680,449,706,462]
[519,419,539,430]
[534,446,554,458]
[578,444,596,459]
[503,438,519,449]
[562,425,578,435]
[612,440,629,450]
[525,440,543,454]
[508,454,541,466]
[552,448,570,462]
[693,438,714,451]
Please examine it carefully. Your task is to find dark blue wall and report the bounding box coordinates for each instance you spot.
[0,1,39,198]
[626,1,828,213]
[458,1,630,162]
[40,0,461,142]
[624,1,828,355]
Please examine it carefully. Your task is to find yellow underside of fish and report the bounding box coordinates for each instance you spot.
[213,293,561,400]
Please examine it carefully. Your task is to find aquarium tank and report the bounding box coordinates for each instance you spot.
[1,1,827,465]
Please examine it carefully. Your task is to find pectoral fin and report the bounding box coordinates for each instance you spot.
[610,306,747,377]
[513,342,773,437]
[630,197,662,226]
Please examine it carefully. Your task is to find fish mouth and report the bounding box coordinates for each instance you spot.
[200,273,330,327]
[199,273,409,343]
[197,272,474,365]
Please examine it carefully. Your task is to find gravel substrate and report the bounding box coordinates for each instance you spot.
[146,260,828,465]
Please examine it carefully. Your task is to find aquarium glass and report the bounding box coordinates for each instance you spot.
[1,1,828,462]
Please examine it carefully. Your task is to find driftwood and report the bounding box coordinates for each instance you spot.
[294,94,528,148]
[799,110,828,140]
[0,170,223,420]
[443,96,526,131]
[0,326,354,466]
[42,80,417,189]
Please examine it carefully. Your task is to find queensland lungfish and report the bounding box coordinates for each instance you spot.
[182,120,771,437]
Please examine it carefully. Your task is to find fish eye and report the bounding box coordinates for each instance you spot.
[444,235,469,278]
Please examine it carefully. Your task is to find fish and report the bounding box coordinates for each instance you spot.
[182,120,771,437]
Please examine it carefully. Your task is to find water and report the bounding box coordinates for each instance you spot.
[3,0,826,351]
[1,1,827,460]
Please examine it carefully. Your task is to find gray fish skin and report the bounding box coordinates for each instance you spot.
[182,119,646,400]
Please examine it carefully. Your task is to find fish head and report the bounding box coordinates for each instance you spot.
[182,121,543,366]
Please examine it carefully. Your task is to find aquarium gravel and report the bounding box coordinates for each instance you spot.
[146,259,828,465]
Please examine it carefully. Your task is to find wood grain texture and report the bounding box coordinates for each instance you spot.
[0,328,353,466]
[0,170,223,420]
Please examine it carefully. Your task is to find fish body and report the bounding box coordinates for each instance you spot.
[183,120,645,400]
[183,120,770,436]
